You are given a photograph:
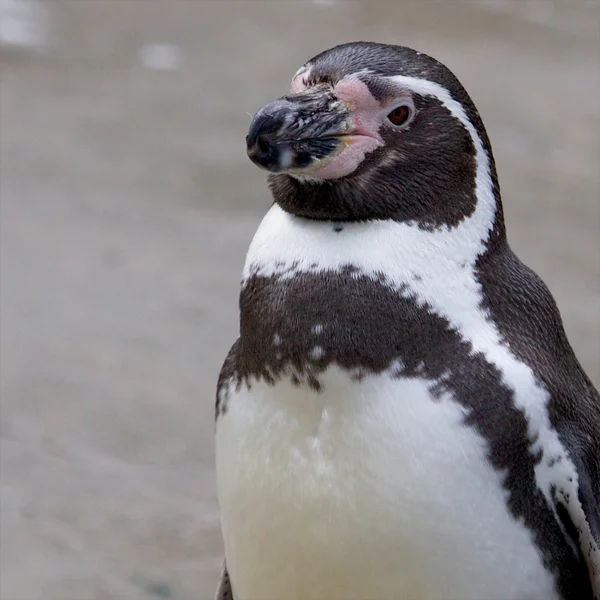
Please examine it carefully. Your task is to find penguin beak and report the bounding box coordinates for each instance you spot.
[246,87,353,173]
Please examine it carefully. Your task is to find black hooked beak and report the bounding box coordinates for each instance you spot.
[246,89,350,173]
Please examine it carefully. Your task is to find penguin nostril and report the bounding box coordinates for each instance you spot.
[247,132,283,171]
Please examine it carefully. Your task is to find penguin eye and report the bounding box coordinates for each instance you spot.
[387,104,412,128]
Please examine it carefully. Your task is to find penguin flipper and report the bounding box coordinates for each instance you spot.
[579,481,600,598]
[479,245,599,596]
[561,422,600,598]
[214,341,240,600]
[214,561,234,600]
[551,385,600,599]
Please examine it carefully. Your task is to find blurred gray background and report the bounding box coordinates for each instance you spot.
[0,1,598,599]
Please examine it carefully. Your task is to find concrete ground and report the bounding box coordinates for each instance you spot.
[1,2,598,599]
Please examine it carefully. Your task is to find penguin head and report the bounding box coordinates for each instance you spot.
[246,42,500,228]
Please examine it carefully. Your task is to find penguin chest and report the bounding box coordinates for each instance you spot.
[215,367,557,600]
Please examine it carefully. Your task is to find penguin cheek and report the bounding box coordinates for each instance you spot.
[290,76,385,180]
[334,76,388,141]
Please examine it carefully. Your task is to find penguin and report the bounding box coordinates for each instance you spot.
[213,42,600,600]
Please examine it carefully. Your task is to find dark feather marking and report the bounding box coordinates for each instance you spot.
[216,261,594,598]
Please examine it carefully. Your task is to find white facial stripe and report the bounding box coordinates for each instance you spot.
[244,73,595,575]
[291,65,312,93]
[292,64,310,80]
[386,74,497,246]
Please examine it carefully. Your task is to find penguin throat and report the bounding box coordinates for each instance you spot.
[268,169,502,235]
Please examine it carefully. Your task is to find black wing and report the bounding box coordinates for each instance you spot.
[477,243,600,598]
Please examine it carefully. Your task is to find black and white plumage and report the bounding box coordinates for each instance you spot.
[214,42,600,600]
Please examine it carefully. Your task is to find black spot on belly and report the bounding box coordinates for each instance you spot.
[547,455,563,468]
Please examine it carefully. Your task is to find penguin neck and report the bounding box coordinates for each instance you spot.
[243,186,507,290]
[267,140,507,266]
[250,121,506,280]
[263,171,507,273]
[268,168,496,231]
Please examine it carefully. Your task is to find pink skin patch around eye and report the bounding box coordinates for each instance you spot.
[289,75,386,180]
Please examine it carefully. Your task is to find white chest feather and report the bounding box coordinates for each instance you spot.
[214,201,598,598]
[216,367,558,600]
[214,200,595,598]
